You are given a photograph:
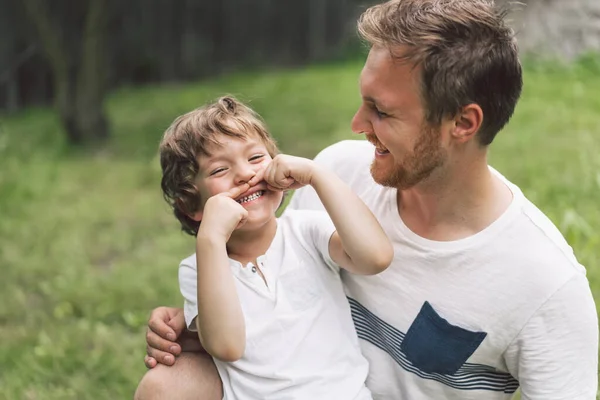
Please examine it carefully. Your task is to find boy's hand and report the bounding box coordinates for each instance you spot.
[262,154,316,191]
[198,184,250,242]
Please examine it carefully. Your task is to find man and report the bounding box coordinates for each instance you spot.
[136,0,599,399]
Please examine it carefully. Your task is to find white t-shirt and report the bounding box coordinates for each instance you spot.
[179,209,372,400]
[288,140,599,400]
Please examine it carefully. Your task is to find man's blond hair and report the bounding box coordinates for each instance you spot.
[358,0,522,145]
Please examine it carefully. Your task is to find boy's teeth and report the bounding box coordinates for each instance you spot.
[238,190,263,204]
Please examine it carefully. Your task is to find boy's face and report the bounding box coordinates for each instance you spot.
[193,134,283,230]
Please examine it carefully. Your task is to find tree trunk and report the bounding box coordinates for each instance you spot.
[22,0,110,145]
[76,0,110,143]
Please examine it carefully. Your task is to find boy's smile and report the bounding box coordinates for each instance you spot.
[235,187,266,206]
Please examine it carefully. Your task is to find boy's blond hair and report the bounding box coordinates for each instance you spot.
[159,96,278,236]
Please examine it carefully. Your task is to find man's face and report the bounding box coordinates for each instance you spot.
[351,46,447,190]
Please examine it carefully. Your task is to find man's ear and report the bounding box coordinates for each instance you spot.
[451,103,483,143]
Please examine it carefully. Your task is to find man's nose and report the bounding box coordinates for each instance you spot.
[351,106,372,135]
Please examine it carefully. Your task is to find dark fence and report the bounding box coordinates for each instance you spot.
[0,0,372,112]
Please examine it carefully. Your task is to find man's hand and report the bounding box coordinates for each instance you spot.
[260,154,317,191]
[144,307,188,368]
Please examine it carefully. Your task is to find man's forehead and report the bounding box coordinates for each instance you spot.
[359,47,420,104]
[359,56,392,107]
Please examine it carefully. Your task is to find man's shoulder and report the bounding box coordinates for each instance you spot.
[277,209,334,238]
[495,171,585,278]
[314,140,373,169]
[314,140,375,187]
[279,208,329,220]
[517,199,584,273]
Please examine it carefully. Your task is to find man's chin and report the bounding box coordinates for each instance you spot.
[370,162,419,190]
[370,163,398,188]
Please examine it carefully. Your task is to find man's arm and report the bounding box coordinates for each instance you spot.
[503,273,598,399]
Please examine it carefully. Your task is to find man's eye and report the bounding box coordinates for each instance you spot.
[249,154,265,162]
[368,103,387,118]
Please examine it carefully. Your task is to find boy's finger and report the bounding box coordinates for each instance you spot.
[265,163,277,186]
[273,176,294,189]
[248,167,266,187]
[223,183,250,199]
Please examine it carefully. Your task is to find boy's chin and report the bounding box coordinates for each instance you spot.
[239,212,277,231]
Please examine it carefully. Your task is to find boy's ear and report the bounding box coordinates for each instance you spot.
[190,209,203,222]
[176,198,203,222]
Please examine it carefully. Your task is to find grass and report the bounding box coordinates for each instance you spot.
[1,57,599,399]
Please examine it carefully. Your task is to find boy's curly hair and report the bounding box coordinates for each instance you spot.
[159,96,278,236]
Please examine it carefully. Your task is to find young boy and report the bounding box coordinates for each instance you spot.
[159,96,393,399]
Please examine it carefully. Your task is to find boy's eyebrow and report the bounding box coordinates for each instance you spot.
[202,138,263,164]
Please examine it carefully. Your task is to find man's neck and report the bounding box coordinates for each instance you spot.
[226,218,278,265]
[398,156,513,241]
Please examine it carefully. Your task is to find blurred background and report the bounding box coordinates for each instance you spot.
[0,0,599,399]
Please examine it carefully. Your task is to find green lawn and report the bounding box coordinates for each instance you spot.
[1,57,599,399]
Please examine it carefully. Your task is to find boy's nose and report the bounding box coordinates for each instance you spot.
[235,167,256,185]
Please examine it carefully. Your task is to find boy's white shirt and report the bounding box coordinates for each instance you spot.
[179,209,372,400]
[286,140,599,400]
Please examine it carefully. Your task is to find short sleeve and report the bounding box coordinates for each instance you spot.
[308,211,337,269]
[178,255,199,332]
[287,209,338,272]
[503,273,598,399]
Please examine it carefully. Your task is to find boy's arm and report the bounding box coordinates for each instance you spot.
[195,234,245,362]
[192,186,250,362]
[310,166,393,275]
[261,155,393,275]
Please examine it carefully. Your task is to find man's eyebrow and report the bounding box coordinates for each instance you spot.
[363,96,388,110]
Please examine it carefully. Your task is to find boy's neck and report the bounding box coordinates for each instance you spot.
[226,217,278,265]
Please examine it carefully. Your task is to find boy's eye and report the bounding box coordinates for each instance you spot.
[209,168,226,176]
[249,154,265,162]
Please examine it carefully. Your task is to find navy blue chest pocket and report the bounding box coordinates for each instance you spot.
[400,301,487,375]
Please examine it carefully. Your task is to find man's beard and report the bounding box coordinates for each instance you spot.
[369,124,446,190]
